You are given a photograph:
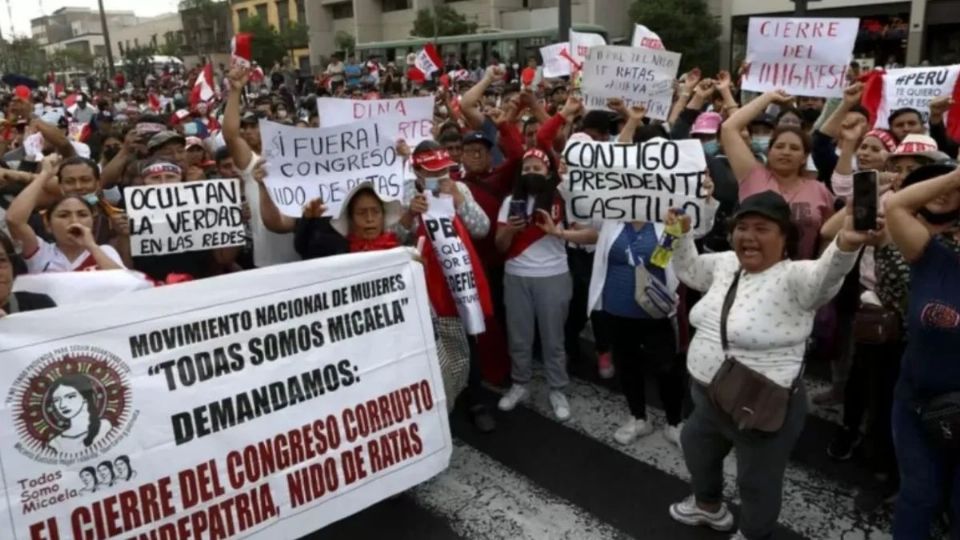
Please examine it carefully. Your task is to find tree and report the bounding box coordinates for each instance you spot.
[239,15,286,68]
[0,38,47,78]
[411,5,477,38]
[280,20,309,58]
[334,31,356,56]
[629,0,721,74]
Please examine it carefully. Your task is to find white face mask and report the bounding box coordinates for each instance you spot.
[423,174,449,192]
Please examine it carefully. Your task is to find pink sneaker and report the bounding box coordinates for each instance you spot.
[598,352,615,379]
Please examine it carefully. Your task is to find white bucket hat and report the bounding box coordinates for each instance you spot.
[330,182,403,237]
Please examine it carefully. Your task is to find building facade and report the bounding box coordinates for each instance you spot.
[30,7,138,60]
[180,1,234,68]
[112,13,185,59]
[304,0,633,70]
[230,0,311,70]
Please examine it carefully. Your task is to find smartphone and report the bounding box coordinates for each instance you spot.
[853,169,879,231]
[508,199,528,222]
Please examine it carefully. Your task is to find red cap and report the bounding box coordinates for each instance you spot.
[412,149,456,172]
[14,85,30,100]
[522,148,551,168]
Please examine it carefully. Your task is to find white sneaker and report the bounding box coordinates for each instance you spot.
[498,385,528,411]
[613,417,654,445]
[663,423,683,448]
[549,390,571,421]
[668,495,735,532]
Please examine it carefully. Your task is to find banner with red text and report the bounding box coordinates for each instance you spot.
[317,96,434,144]
[0,248,451,539]
[742,17,859,98]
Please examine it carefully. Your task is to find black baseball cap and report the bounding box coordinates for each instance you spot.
[733,191,792,227]
[462,131,493,148]
[902,161,958,189]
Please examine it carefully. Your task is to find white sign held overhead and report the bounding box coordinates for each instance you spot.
[742,17,859,98]
[317,96,434,144]
[580,45,682,121]
[259,119,405,218]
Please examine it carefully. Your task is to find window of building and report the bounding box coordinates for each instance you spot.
[331,2,353,19]
[295,0,306,23]
[256,3,268,20]
[277,0,290,30]
[238,8,249,23]
[382,0,410,12]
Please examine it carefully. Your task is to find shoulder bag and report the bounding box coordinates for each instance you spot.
[707,269,801,432]
[852,303,901,344]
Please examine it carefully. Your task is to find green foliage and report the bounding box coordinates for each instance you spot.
[239,15,287,67]
[334,31,356,55]
[628,0,721,74]
[411,5,478,38]
[49,48,96,73]
[0,38,47,78]
[280,20,309,51]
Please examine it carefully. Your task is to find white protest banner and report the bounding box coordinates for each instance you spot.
[875,65,960,128]
[742,17,858,98]
[259,119,404,217]
[631,24,664,50]
[421,192,485,335]
[317,96,434,144]
[540,42,573,78]
[562,138,712,233]
[124,178,246,257]
[581,45,681,121]
[570,30,607,68]
[0,248,451,539]
[12,270,154,306]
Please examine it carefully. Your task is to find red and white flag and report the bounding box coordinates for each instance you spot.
[231,33,253,68]
[190,63,217,108]
[414,43,442,77]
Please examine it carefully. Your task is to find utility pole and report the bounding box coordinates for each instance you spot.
[793,0,808,16]
[97,0,116,77]
[558,0,571,42]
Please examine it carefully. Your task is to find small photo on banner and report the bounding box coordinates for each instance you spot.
[124,178,246,257]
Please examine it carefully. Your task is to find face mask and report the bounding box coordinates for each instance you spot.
[101,186,122,205]
[702,140,720,157]
[423,174,448,192]
[919,207,960,225]
[174,92,183,101]
[277,110,288,119]
[751,136,770,154]
[81,193,99,206]
[521,173,551,194]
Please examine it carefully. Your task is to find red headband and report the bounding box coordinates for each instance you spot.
[863,129,896,152]
[523,148,551,168]
[142,162,182,178]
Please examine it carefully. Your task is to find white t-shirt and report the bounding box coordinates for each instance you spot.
[497,195,568,278]
[241,153,300,268]
[24,240,124,273]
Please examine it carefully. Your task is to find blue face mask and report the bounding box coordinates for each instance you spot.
[82,193,99,206]
[101,186,122,205]
[751,136,770,155]
[702,140,720,157]
[423,174,448,193]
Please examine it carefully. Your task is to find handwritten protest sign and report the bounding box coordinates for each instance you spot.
[259,119,404,217]
[421,193,485,335]
[124,178,245,256]
[317,96,434,144]
[875,65,960,128]
[540,42,573,78]
[631,24,664,50]
[569,30,607,67]
[581,45,681,121]
[742,17,859,98]
[562,138,712,233]
[0,248,451,539]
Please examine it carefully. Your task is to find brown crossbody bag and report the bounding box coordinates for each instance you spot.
[707,270,801,432]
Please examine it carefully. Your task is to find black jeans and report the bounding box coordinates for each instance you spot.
[606,313,683,425]
[565,248,609,359]
[841,340,903,477]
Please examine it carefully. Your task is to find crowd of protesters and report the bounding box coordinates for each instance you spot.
[0,46,958,540]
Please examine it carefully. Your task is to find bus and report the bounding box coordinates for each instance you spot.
[355,25,609,67]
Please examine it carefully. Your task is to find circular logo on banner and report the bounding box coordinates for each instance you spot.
[8,346,135,464]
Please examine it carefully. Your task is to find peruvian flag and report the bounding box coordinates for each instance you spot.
[414,43,442,77]
[231,33,253,68]
[859,65,960,141]
[190,63,217,108]
[148,92,161,112]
